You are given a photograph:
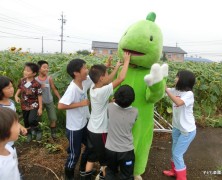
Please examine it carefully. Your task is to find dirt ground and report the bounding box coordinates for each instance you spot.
[144,126,222,180]
[17,126,222,180]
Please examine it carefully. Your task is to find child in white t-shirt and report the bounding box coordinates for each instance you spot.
[84,52,131,179]
[163,70,196,180]
[58,59,92,179]
[0,107,21,180]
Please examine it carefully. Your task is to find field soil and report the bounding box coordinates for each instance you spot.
[17,126,222,180]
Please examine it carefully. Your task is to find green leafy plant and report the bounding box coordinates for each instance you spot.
[1,50,222,127]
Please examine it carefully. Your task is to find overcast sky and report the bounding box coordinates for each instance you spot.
[1,0,222,61]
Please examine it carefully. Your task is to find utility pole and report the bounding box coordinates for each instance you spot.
[176,42,178,47]
[42,36,44,53]
[58,12,66,53]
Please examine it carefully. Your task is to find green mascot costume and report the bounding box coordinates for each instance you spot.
[118,12,168,178]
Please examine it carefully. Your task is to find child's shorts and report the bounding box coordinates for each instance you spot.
[43,102,57,122]
[87,130,107,166]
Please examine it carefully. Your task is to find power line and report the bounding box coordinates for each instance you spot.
[0,15,94,42]
[0,32,60,42]
[179,40,222,44]
[188,52,222,55]
[0,33,91,44]
[0,35,39,40]
[0,19,58,36]
[16,0,57,19]
[0,30,39,39]
[66,35,92,41]
[0,10,93,52]
[0,25,58,37]
[64,40,91,45]
[0,13,59,35]
[167,40,222,47]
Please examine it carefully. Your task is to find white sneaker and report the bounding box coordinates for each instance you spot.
[95,174,100,180]
[95,167,105,180]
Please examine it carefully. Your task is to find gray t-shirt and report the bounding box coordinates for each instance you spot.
[35,76,53,104]
[105,102,138,152]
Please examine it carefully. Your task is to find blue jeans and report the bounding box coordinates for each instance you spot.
[172,127,196,170]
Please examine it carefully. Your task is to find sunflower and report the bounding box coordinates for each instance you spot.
[10,47,16,51]
[17,48,22,52]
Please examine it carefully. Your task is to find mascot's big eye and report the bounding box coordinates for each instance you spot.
[150,35,153,41]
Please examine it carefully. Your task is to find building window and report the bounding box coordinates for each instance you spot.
[168,54,172,58]
[177,54,181,58]
[108,50,113,55]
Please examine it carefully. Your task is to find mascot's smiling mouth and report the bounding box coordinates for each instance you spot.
[123,49,145,56]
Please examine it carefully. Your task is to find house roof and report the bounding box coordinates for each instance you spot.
[92,41,118,49]
[163,46,187,54]
[92,41,187,54]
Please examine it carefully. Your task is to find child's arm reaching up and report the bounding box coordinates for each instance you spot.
[106,60,122,84]
[105,55,113,67]
[112,52,131,89]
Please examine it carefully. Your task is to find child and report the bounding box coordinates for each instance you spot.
[58,58,92,180]
[15,62,43,142]
[163,70,196,180]
[0,107,21,179]
[0,76,16,111]
[84,52,131,179]
[0,76,27,143]
[36,60,60,139]
[105,85,138,180]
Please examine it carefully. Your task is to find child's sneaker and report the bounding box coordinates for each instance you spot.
[51,127,57,139]
[31,129,36,137]
[95,169,105,180]
[51,132,56,139]
[65,167,74,180]
[36,130,42,141]
[26,133,32,143]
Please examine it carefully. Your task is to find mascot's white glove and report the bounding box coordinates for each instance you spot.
[144,63,168,86]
